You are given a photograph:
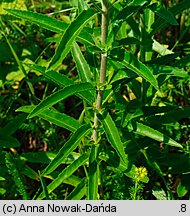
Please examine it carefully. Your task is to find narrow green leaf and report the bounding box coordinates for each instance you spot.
[38,154,89,199]
[40,110,81,132]
[72,42,93,83]
[0,113,27,135]
[4,9,68,33]
[28,83,94,119]
[17,105,80,132]
[63,175,82,187]
[42,124,91,176]
[127,121,183,148]
[21,164,39,181]
[77,29,96,47]
[0,133,20,148]
[48,9,97,70]
[130,0,151,6]
[150,0,190,37]
[147,107,190,126]
[33,65,72,87]
[147,53,180,65]
[20,151,55,164]
[5,9,96,47]
[114,0,150,22]
[99,112,127,164]
[110,52,158,89]
[32,65,95,105]
[66,178,86,200]
[88,145,99,200]
[39,172,50,200]
[148,3,178,26]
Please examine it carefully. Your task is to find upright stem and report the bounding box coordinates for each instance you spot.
[93,0,109,143]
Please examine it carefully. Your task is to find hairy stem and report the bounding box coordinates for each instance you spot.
[93,0,109,143]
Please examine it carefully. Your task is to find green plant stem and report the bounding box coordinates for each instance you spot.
[93,0,109,143]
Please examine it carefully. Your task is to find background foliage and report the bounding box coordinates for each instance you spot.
[0,0,190,200]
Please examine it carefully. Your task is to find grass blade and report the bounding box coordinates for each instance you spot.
[48,9,97,70]
[38,154,89,199]
[28,83,94,119]
[42,124,91,176]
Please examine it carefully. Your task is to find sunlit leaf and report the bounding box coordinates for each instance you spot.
[38,154,89,199]
[28,83,94,119]
[32,65,95,105]
[99,112,127,164]
[110,52,158,89]
[48,9,97,70]
[17,105,80,132]
[72,42,93,83]
[42,124,91,176]
[127,121,183,148]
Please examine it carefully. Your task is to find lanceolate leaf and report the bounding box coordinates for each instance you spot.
[0,134,20,148]
[42,124,91,176]
[48,9,97,70]
[0,113,27,135]
[148,3,178,26]
[113,0,150,22]
[32,65,95,105]
[39,173,50,200]
[5,9,96,47]
[99,112,127,164]
[4,9,68,33]
[110,52,158,89]
[21,164,39,181]
[150,0,190,37]
[33,65,72,87]
[38,154,89,199]
[28,83,94,119]
[66,178,86,200]
[72,42,93,83]
[88,145,99,200]
[16,105,81,132]
[127,121,183,148]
